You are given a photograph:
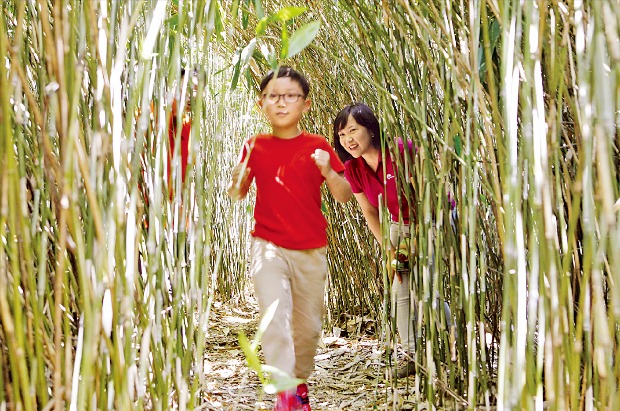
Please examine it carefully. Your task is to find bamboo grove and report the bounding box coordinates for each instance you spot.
[1,0,619,410]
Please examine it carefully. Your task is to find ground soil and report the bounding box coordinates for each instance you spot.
[200,296,457,411]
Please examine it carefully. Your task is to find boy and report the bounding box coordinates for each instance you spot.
[227,67,351,411]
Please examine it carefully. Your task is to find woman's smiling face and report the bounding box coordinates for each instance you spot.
[337,115,374,158]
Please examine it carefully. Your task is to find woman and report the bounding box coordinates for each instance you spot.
[333,103,453,378]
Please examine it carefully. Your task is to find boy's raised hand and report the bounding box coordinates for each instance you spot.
[227,163,252,201]
[311,148,352,203]
[311,149,332,177]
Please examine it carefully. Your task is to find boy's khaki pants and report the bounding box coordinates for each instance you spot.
[250,237,327,380]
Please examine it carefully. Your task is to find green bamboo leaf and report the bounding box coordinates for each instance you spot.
[165,14,179,29]
[238,332,263,378]
[261,367,303,394]
[241,0,251,29]
[230,51,242,90]
[254,0,264,20]
[453,134,462,157]
[252,48,268,66]
[245,68,256,91]
[478,19,500,81]
[285,20,321,59]
[279,25,290,60]
[256,7,307,37]
[259,43,278,69]
[252,299,279,351]
[213,2,224,40]
[275,6,307,21]
[268,53,278,69]
[231,0,240,20]
[230,39,256,90]
[242,11,249,29]
[321,201,328,214]
[255,15,275,36]
[241,39,257,67]
[489,19,501,49]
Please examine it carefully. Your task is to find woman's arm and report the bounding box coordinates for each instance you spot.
[354,192,382,243]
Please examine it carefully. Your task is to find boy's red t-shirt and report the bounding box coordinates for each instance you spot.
[240,132,345,250]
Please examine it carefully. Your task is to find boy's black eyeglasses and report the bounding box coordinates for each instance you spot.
[261,93,305,104]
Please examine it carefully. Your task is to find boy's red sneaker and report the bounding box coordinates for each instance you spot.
[274,390,302,411]
[296,383,311,411]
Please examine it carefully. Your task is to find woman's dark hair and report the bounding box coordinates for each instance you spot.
[333,103,381,162]
[259,66,310,97]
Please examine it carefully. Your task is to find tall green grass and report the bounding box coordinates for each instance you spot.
[2,0,620,410]
[305,0,620,409]
[0,0,263,409]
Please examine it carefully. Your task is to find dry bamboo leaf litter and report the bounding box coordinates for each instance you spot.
[202,299,456,410]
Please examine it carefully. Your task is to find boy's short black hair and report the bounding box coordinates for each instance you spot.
[333,103,382,162]
[259,66,310,97]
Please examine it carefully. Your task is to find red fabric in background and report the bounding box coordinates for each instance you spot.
[168,99,191,184]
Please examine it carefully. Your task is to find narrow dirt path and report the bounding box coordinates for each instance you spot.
[201,297,427,410]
